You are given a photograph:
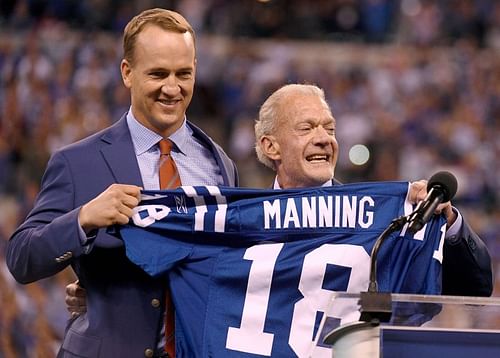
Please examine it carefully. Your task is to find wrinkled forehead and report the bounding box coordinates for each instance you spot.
[278,93,334,124]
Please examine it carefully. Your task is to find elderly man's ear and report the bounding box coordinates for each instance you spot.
[260,135,281,161]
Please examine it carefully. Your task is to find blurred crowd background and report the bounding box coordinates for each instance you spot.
[0,0,499,356]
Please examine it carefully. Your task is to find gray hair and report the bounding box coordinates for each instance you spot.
[255,84,329,169]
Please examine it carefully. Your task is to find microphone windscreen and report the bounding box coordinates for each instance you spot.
[427,171,458,202]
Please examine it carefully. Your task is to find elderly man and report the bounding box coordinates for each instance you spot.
[254,83,492,297]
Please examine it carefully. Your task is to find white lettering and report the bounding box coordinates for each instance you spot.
[283,198,300,228]
[264,200,281,229]
[318,196,333,228]
[342,196,357,228]
[358,196,374,228]
[132,205,170,227]
[207,186,227,232]
[334,195,341,227]
[183,186,228,232]
[262,195,375,230]
[302,197,317,228]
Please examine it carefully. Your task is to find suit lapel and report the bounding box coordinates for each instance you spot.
[99,116,143,186]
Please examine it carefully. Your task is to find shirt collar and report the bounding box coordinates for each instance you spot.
[273,176,333,189]
[126,108,189,155]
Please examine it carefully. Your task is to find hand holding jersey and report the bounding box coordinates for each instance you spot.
[409,180,457,228]
[78,184,142,234]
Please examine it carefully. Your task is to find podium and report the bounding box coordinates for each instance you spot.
[315,292,500,358]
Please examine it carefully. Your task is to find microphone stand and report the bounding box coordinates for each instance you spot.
[359,214,409,322]
[324,205,435,350]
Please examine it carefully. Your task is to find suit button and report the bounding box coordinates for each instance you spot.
[144,348,154,357]
[55,251,74,262]
[151,298,160,308]
[467,236,476,250]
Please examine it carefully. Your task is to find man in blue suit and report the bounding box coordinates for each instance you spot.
[254,83,492,297]
[7,8,237,358]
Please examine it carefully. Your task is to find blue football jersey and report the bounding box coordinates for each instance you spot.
[119,182,447,358]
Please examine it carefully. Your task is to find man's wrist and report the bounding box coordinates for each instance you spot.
[78,215,97,253]
[445,207,463,240]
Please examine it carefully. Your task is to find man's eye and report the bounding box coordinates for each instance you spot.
[150,72,165,78]
[178,72,192,79]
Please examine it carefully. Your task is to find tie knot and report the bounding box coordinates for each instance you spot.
[159,139,173,155]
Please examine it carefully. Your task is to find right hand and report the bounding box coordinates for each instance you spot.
[78,184,141,234]
[66,280,87,318]
[409,180,457,228]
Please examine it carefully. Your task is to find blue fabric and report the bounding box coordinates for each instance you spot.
[120,182,446,357]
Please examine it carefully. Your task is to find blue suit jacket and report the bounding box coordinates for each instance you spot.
[7,115,238,357]
[442,220,492,296]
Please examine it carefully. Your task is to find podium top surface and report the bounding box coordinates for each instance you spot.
[332,291,500,306]
[314,291,500,354]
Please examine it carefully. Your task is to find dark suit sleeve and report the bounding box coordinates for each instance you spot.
[6,151,87,284]
[442,219,493,296]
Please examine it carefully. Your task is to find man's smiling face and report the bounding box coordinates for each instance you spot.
[272,92,339,189]
[121,25,196,137]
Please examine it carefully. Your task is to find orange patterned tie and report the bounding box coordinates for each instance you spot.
[158,139,180,357]
[159,139,181,190]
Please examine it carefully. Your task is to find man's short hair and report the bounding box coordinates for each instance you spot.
[123,8,195,65]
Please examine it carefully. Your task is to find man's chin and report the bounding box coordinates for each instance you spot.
[306,169,333,185]
[152,113,184,129]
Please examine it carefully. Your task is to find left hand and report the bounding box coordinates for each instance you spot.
[65,280,87,318]
[409,180,457,228]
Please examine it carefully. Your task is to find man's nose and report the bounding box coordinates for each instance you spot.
[313,126,333,144]
[161,75,181,96]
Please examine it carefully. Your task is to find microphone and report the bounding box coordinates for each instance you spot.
[407,171,458,234]
[359,171,457,322]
